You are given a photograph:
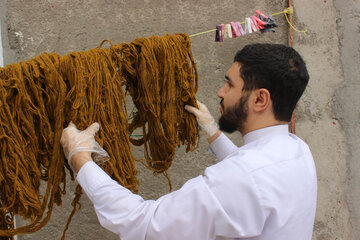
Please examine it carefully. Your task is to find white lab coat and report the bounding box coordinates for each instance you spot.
[77,124,317,240]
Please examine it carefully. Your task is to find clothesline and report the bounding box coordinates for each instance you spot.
[189,7,307,38]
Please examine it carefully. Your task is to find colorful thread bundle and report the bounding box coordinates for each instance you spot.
[190,7,307,38]
[215,10,278,42]
[0,33,199,239]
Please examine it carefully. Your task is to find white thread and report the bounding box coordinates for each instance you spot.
[245,17,252,34]
[225,24,232,38]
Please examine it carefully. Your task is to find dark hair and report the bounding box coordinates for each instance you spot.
[234,43,309,122]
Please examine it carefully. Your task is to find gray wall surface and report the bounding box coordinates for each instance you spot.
[334,0,360,239]
[0,0,358,239]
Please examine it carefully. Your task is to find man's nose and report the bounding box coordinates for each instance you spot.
[217,84,228,98]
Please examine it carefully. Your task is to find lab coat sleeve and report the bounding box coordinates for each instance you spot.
[77,159,265,240]
[209,132,238,161]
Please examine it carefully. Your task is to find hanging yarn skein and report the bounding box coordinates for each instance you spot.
[0,33,199,239]
[123,36,199,173]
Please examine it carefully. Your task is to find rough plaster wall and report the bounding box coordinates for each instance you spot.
[333,0,360,239]
[1,1,287,239]
[293,0,351,239]
[0,0,354,239]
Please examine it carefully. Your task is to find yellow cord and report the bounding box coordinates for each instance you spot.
[190,29,217,38]
[272,6,293,16]
[189,7,306,37]
[284,11,307,35]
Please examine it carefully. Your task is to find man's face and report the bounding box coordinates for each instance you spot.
[217,62,250,133]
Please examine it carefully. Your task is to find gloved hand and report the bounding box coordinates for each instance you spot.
[185,100,219,138]
[60,121,109,170]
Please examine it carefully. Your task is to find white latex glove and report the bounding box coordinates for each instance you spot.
[60,121,109,170]
[185,100,219,138]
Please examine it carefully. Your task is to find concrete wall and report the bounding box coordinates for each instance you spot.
[293,1,351,239]
[333,0,360,239]
[0,0,357,239]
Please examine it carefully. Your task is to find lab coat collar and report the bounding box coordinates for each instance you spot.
[243,124,289,145]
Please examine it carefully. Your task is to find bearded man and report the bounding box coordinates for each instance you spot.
[60,43,317,240]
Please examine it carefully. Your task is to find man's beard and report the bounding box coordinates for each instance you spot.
[219,93,249,134]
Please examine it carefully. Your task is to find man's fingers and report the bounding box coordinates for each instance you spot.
[68,121,77,129]
[60,133,66,145]
[185,105,201,116]
[61,121,76,144]
[85,122,100,136]
[196,101,208,112]
[63,121,79,132]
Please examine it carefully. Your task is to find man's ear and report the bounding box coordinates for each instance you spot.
[253,88,271,112]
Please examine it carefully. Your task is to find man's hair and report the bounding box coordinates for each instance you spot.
[234,43,309,122]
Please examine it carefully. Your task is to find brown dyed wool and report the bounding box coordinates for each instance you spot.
[0,33,199,239]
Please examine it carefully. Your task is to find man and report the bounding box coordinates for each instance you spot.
[61,43,317,240]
